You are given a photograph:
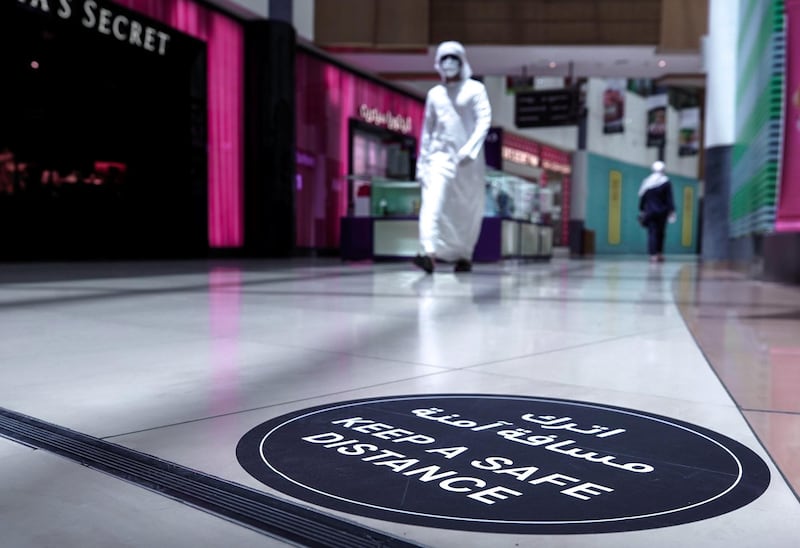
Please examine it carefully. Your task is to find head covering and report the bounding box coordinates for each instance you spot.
[434,41,473,81]
[639,161,669,196]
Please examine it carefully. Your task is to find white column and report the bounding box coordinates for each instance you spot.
[293,0,315,41]
[704,0,739,148]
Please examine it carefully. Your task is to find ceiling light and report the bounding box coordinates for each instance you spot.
[549,61,557,69]
[658,60,667,68]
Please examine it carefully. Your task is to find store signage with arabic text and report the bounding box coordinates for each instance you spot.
[237,394,770,534]
[359,104,413,134]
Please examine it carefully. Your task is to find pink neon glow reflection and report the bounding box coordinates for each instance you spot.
[208,268,242,415]
[113,0,244,247]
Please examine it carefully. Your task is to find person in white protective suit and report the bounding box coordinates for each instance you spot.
[413,41,492,274]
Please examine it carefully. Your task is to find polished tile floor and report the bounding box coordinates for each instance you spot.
[0,256,798,547]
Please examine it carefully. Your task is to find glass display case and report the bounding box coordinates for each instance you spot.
[370,179,421,217]
[352,171,553,221]
[484,169,552,222]
[349,176,420,217]
[341,171,553,261]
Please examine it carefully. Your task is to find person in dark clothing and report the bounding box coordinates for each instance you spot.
[638,161,675,262]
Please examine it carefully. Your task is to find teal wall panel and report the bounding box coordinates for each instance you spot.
[585,153,699,255]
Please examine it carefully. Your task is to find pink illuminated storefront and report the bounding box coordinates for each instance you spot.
[295,48,425,252]
[112,0,245,247]
[0,0,244,259]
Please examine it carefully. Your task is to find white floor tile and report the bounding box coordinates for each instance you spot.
[0,258,797,547]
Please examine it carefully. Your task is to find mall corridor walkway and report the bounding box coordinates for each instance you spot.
[0,257,798,547]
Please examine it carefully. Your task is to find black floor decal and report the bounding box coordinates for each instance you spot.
[237,394,771,534]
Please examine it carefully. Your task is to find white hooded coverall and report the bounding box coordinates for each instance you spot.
[416,42,492,262]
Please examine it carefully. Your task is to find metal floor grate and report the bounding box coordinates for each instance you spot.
[0,407,424,548]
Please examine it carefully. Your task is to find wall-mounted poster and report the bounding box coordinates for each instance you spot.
[646,93,668,148]
[678,107,700,156]
[603,79,626,134]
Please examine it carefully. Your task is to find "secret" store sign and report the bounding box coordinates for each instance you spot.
[18,0,172,56]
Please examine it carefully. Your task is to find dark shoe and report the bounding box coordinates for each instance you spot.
[454,259,472,272]
[413,254,435,274]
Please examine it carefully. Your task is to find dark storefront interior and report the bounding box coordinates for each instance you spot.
[0,2,207,259]
[349,119,416,185]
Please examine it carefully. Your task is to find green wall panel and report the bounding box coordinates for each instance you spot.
[732,0,784,235]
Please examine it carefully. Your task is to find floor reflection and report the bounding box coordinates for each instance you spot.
[675,264,800,500]
[208,267,242,420]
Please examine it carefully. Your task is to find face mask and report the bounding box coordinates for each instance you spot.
[440,56,461,79]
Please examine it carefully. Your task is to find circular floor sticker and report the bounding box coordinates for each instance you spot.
[236,394,770,534]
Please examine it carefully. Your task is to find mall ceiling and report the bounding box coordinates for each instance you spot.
[329,44,704,81]
[205,0,706,84]
[316,0,706,84]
